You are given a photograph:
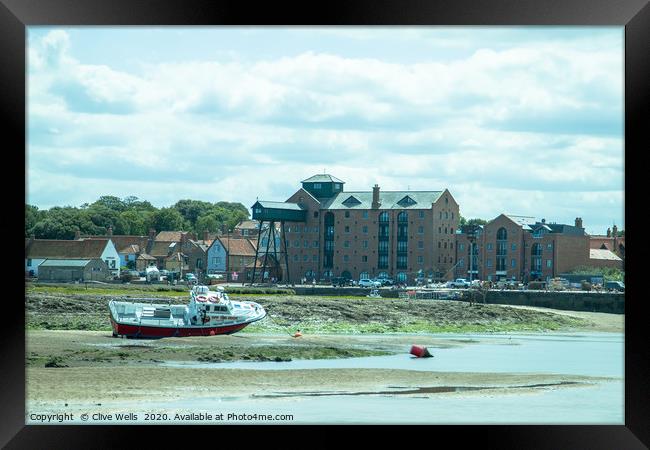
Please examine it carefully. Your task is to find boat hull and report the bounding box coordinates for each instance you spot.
[110,317,254,338]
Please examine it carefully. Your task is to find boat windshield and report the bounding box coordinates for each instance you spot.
[194,285,209,295]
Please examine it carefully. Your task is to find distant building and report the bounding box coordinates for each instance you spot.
[589,224,625,267]
[206,237,257,279]
[252,174,460,284]
[454,215,590,282]
[588,248,623,270]
[37,259,110,282]
[25,237,120,277]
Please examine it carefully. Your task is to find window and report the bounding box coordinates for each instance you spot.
[303,255,309,262]
[345,226,350,233]
[459,243,464,251]
[295,225,301,233]
[379,212,389,222]
[497,227,507,240]
[363,240,368,249]
[418,226,424,234]
[417,256,423,264]
[345,211,350,218]
[486,243,493,251]
[547,243,553,250]
[254,207,262,214]
[304,240,309,248]
[294,240,300,247]
[344,241,350,248]
[459,258,465,267]
[360,271,369,279]
[363,226,368,233]
[335,183,342,190]
[27,259,32,266]
[418,241,424,249]
[363,211,368,219]
[378,254,388,268]
[343,255,349,262]
[361,255,368,262]
[314,211,319,218]
[419,211,425,219]
[487,259,492,268]
[397,255,408,269]
[450,228,454,234]
[293,255,299,262]
[286,241,291,248]
[443,242,447,249]
[397,272,407,282]
[546,259,552,268]
[444,227,448,234]
[511,258,516,268]
[313,241,318,248]
[445,212,448,219]
[512,243,517,251]
[285,226,291,233]
[438,227,442,234]
[196,259,203,269]
[314,183,321,189]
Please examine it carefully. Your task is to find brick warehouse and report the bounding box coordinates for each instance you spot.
[253,174,460,284]
[454,214,591,283]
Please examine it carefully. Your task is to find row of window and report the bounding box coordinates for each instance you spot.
[319,270,410,282]
[438,211,455,220]
[300,255,428,265]
[286,226,319,233]
[438,227,454,234]
[457,258,554,268]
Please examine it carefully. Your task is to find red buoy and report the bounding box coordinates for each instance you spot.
[410,345,433,358]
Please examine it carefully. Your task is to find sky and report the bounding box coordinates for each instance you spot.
[26,27,624,235]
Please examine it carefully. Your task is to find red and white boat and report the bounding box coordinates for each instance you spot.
[108,285,266,338]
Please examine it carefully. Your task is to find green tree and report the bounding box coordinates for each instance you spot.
[148,207,186,232]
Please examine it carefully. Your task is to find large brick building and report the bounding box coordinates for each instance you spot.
[454,215,591,282]
[254,174,460,284]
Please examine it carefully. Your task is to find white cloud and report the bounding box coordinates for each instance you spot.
[27,28,624,233]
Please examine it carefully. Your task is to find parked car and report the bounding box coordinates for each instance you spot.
[377,277,394,286]
[359,278,381,288]
[448,278,470,288]
[185,273,197,283]
[331,276,352,287]
[605,281,625,292]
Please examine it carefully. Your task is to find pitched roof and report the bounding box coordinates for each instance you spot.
[82,235,149,252]
[155,231,195,242]
[214,237,257,257]
[301,174,345,184]
[320,191,443,210]
[137,253,157,261]
[118,244,141,254]
[148,241,180,257]
[255,201,305,211]
[26,239,111,259]
[504,215,538,227]
[40,259,95,267]
[235,220,259,230]
[589,249,622,261]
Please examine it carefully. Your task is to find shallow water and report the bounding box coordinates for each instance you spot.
[33,332,623,424]
[165,332,624,377]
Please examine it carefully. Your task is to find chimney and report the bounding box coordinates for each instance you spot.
[372,184,380,209]
[181,232,188,246]
[606,227,611,237]
[149,228,156,239]
[574,217,583,229]
[107,226,113,236]
[203,230,209,241]
[612,224,618,237]
[74,230,80,240]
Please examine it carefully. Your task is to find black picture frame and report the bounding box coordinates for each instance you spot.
[2,0,646,447]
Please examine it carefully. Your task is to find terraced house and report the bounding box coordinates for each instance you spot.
[253,174,460,284]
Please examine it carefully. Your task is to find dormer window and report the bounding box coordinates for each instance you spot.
[397,195,417,207]
[342,195,361,206]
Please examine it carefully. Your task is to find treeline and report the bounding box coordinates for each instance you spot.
[25,196,250,240]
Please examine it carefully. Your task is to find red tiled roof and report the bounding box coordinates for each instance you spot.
[82,235,149,252]
[149,241,179,257]
[155,231,196,242]
[215,237,257,257]
[26,239,111,259]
